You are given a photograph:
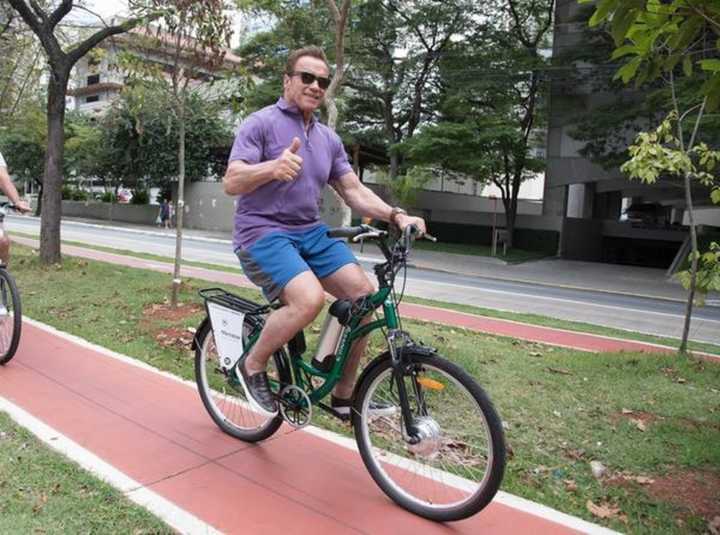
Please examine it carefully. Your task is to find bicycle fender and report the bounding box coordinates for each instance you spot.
[191,317,210,351]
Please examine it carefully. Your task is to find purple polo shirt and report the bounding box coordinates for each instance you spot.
[228,97,353,249]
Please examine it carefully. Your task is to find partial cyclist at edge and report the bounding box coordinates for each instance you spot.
[0,151,32,264]
[223,45,426,418]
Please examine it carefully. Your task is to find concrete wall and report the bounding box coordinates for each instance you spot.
[181,181,235,232]
[62,200,158,224]
[178,182,557,233]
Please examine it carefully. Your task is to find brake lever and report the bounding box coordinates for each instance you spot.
[352,230,386,243]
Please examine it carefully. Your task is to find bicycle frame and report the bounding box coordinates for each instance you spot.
[240,284,400,405]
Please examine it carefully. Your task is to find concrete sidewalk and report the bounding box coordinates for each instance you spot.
[28,214,698,302]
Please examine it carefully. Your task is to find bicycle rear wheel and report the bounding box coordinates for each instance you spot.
[353,351,505,522]
[194,319,289,442]
[0,268,22,365]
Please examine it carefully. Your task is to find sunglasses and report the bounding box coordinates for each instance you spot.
[289,71,331,90]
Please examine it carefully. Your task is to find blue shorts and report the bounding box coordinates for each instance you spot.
[235,223,358,302]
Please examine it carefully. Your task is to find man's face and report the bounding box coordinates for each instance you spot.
[283,56,330,114]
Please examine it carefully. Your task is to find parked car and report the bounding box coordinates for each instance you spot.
[117,189,133,203]
[620,202,666,226]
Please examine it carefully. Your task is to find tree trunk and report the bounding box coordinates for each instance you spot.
[171,106,186,307]
[389,152,400,179]
[505,203,517,249]
[326,96,339,131]
[40,71,68,265]
[34,181,42,216]
[679,172,698,354]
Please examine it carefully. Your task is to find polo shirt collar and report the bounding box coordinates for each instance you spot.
[276,97,318,125]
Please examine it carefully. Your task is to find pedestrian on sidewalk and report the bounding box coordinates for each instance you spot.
[158,199,171,229]
[0,150,32,265]
[222,46,426,417]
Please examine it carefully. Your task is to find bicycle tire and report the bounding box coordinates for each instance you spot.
[0,268,22,365]
[352,350,506,522]
[194,319,289,442]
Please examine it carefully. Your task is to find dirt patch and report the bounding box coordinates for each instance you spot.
[142,302,203,322]
[610,409,661,425]
[155,326,196,350]
[646,469,720,521]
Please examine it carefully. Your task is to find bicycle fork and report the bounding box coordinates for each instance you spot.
[387,330,428,446]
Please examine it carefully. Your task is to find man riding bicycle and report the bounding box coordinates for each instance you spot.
[0,151,32,264]
[223,46,426,417]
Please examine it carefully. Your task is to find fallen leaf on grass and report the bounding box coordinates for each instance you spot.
[564,479,578,492]
[630,418,647,432]
[622,474,654,485]
[676,377,687,384]
[621,408,633,415]
[528,351,543,357]
[586,500,627,523]
[546,367,572,375]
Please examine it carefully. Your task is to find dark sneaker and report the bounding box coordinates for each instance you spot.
[236,356,278,418]
[331,395,397,420]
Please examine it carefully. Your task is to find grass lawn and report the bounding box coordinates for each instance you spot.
[0,413,171,533]
[5,243,720,533]
[12,231,720,356]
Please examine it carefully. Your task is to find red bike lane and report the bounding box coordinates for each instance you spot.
[3,237,688,532]
[0,320,617,534]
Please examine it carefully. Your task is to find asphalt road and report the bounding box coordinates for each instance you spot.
[8,216,720,345]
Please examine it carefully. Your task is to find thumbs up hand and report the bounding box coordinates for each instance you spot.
[273,137,303,181]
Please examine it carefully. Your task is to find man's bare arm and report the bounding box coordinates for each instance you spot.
[223,137,303,196]
[331,171,426,233]
[0,167,29,212]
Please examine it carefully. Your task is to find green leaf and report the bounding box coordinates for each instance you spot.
[611,8,640,46]
[699,59,720,73]
[668,16,704,51]
[711,189,720,205]
[589,0,618,27]
[683,55,693,77]
[615,56,643,84]
[611,44,639,60]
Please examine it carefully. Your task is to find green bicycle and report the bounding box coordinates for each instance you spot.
[193,224,506,522]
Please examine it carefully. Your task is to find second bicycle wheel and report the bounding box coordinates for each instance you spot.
[194,319,289,442]
[352,350,506,522]
[0,268,22,365]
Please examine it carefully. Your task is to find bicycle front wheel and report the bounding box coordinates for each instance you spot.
[194,320,288,442]
[0,268,22,365]
[353,351,505,522]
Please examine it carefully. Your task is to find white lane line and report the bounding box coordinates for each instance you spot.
[20,317,619,534]
[0,396,220,535]
[404,276,720,323]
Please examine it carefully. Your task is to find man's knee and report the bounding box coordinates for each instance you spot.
[283,274,326,324]
[324,264,375,300]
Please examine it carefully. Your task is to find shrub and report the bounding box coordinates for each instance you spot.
[131,189,149,205]
[61,186,89,201]
[100,191,116,203]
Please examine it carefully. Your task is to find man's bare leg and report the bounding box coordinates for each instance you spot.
[320,263,375,399]
[0,235,10,265]
[243,271,326,375]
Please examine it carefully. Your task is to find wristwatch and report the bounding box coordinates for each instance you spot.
[389,206,407,226]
